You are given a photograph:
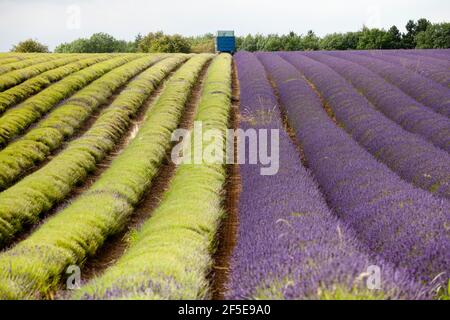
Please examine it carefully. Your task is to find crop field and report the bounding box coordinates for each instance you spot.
[0,50,448,300]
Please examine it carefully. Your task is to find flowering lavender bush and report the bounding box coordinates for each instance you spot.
[325,50,450,117]
[303,51,450,152]
[257,52,449,287]
[279,52,450,200]
[352,50,450,88]
[226,51,431,300]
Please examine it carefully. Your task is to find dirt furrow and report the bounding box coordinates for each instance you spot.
[210,61,241,300]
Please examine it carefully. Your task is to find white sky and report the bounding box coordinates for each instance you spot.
[0,0,449,51]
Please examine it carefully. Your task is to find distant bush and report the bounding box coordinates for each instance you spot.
[188,34,215,53]
[11,39,49,53]
[138,32,191,53]
[50,17,449,53]
[55,32,134,53]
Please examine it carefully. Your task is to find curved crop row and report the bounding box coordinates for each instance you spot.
[405,49,450,61]
[226,52,425,300]
[354,50,450,88]
[0,54,94,91]
[0,54,44,65]
[327,51,450,117]
[305,52,450,151]
[0,55,189,249]
[0,54,65,75]
[280,52,450,199]
[0,55,114,114]
[0,56,38,66]
[73,54,231,300]
[0,54,164,190]
[0,55,141,147]
[0,54,211,299]
[258,52,449,286]
[375,50,450,68]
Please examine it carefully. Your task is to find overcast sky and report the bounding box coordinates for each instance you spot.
[0,0,449,51]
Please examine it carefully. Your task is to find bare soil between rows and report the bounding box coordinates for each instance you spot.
[210,60,241,300]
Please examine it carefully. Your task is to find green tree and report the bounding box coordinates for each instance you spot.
[11,39,49,53]
[385,25,402,49]
[55,33,130,53]
[301,30,320,50]
[138,32,190,53]
[357,27,390,49]
[416,22,450,48]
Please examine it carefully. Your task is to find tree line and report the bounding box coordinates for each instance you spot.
[10,18,450,53]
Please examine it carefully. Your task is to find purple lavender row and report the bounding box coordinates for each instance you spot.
[280,52,450,199]
[326,51,450,117]
[385,49,450,62]
[302,51,450,152]
[409,49,450,61]
[257,52,449,286]
[352,50,450,88]
[373,50,450,68]
[226,51,427,300]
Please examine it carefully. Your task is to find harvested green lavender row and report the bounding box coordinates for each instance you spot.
[0,54,114,114]
[0,55,140,147]
[0,55,189,248]
[0,54,65,75]
[0,54,164,190]
[73,53,230,300]
[0,54,93,91]
[0,54,211,299]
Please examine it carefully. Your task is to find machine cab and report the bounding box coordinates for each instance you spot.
[215,30,236,54]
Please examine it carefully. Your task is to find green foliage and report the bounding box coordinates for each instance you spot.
[0,55,111,114]
[0,54,207,299]
[138,32,191,53]
[11,39,49,53]
[0,55,89,91]
[320,32,359,50]
[0,55,163,192]
[188,34,215,53]
[55,33,134,53]
[0,54,62,75]
[0,55,139,148]
[237,31,320,51]
[74,54,231,300]
[416,23,450,48]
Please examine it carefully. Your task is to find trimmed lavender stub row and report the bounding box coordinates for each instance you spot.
[327,51,450,118]
[227,51,427,300]
[280,52,450,199]
[303,51,450,152]
[257,52,449,285]
[352,50,450,88]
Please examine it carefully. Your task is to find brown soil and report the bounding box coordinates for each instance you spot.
[266,74,310,169]
[210,60,241,300]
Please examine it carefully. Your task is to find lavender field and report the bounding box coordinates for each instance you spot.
[227,50,450,300]
[0,50,448,300]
